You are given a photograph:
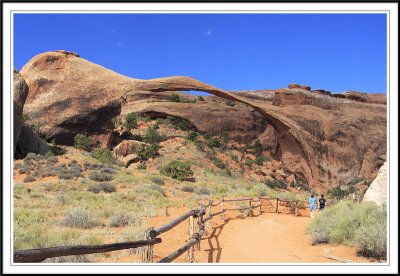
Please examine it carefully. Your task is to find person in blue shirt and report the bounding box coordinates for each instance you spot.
[309,194,317,218]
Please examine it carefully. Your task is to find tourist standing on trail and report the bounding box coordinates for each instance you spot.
[309,195,317,218]
[318,194,326,210]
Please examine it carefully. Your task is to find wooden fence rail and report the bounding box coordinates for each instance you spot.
[14,238,162,263]
[14,195,315,263]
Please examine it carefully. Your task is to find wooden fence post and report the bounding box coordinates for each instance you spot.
[141,227,154,263]
[221,198,225,221]
[249,200,253,217]
[259,198,262,215]
[295,200,298,216]
[187,215,195,263]
[276,198,279,213]
[206,202,212,229]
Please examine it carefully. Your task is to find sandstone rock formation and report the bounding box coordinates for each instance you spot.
[13,69,29,153]
[20,50,387,192]
[363,162,387,206]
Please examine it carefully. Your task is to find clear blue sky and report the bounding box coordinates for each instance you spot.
[13,13,387,94]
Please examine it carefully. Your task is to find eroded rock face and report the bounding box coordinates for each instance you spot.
[363,162,387,206]
[21,50,387,192]
[13,69,29,154]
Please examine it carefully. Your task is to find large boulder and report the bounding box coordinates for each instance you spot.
[15,125,50,158]
[13,69,29,154]
[363,162,387,206]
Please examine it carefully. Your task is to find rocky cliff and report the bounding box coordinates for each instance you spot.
[20,50,387,192]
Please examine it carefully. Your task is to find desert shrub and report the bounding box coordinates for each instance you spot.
[111,115,122,127]
[207,137,221,148]
[23,175,36,183]
[194,140,205,151]
[107,211,131,227]
[196,187,211,195]
[101,167,117,174]
[99,182,116,193]
[87,184,101,194]
[137,163,147,170]
[166,115,191,131]
[181,186,195,193]
[150,184,165,196]
[327,186,350,199]
[186,131,198,141]
[151,177,165,185]
[245,159,254,168]
[47,156,59,164]
[91,148,116,165]
[124,112,138,130]
[265,179,287,189]
[354,213,387,259]
[18,167,28,174]
[54,195,69,205]
[224,168,232,177]
[255,156,266,166]
[253,139,264,157]
[221,132,230,144]
[136,143,159,161]
[143,126,162,144]
[203,133,212,140]
[168,94,181,102]
[60,208,99,229]
[74,134,91,151]
[88,171,114,182]
[307,201,387,259]
[197,96,205,101]
[213,158,226,169]
[160,160,194,181]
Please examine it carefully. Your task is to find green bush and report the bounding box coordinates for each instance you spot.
[91,148,116,165]
[255,156,266,166]
[328,186,350,199]
[124,112,138,130]
[253,139,264,157]
[111,116,122,127]
[187,131,198,141]
[168,94,181,102]
[137,163,147,170]
[197,96,205,101]
[74,134,91,151]
[213,158,226,169]
[245,159,254,168]
[265,179,287,189]
[143,126,162,144]
[136,143,160,161]
[160,160,194,181]
[207,137,221,148]
[307,201,387,259]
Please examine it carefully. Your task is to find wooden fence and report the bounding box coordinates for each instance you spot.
[13,196,312,263]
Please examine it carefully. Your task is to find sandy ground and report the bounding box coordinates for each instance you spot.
[117,207,373,263]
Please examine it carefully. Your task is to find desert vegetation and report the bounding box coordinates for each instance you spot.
[307,200,387,259]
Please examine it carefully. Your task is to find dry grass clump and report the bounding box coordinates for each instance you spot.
[60,208,99,229]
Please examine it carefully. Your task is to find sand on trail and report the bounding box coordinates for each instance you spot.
[118,207,373,263]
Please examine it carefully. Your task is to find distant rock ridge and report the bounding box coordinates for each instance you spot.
[19,50,387,191]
